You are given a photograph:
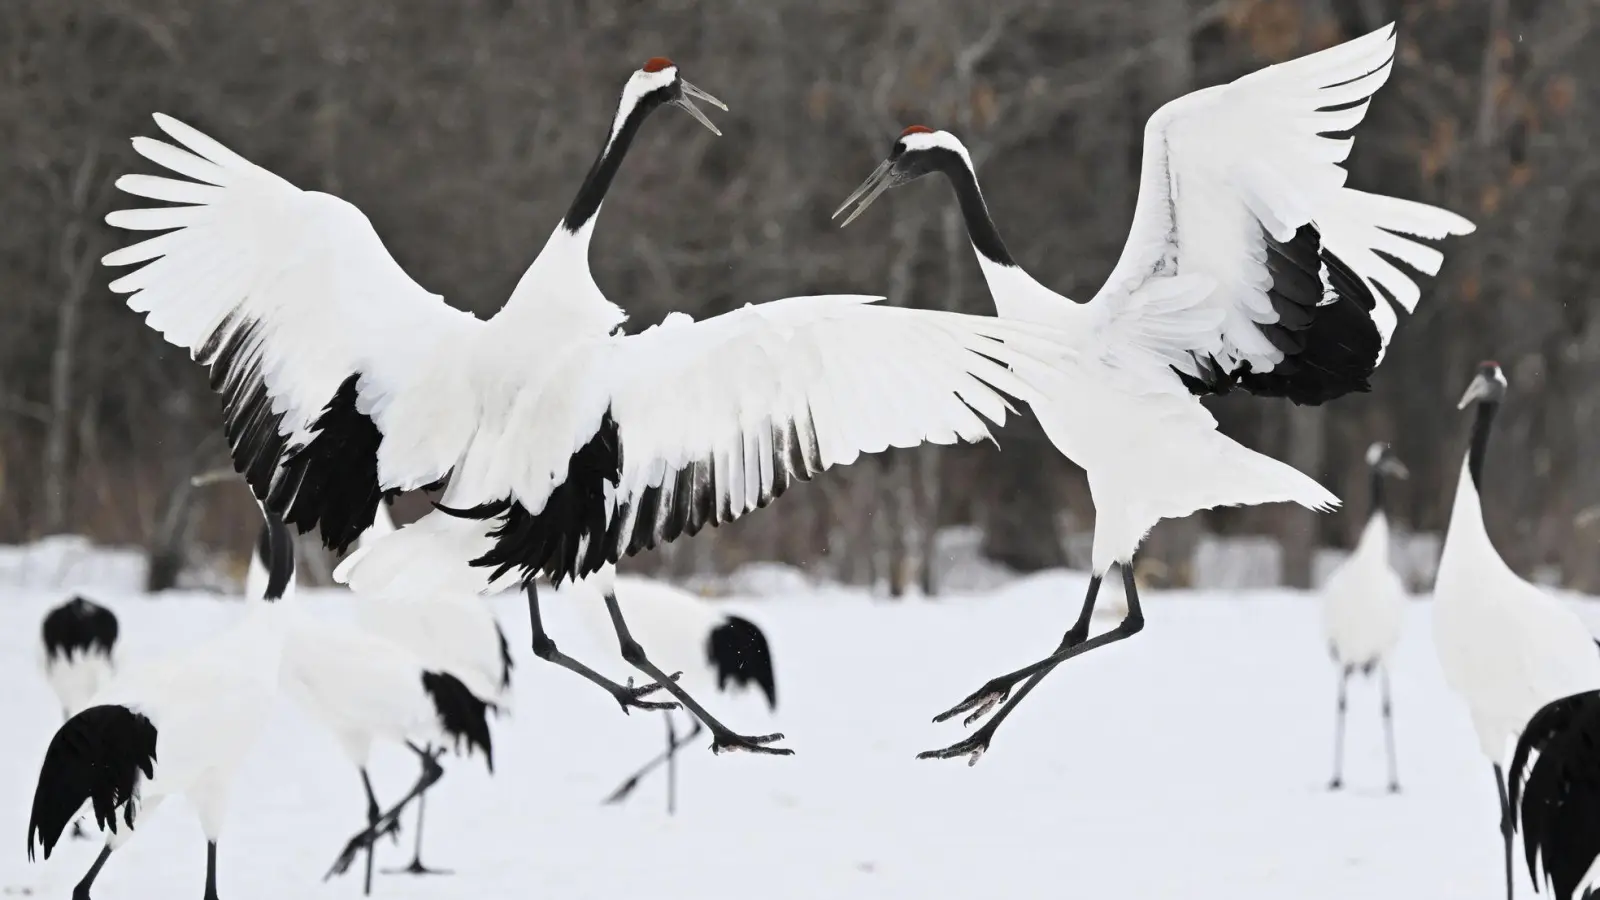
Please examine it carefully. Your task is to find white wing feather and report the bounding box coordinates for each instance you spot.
[103,114,482,490]
[1088,24,1473,380]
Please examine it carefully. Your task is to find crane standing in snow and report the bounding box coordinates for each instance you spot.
[1433,361,1600,900]
[834,23,1474,763]
[1321,442,1409,793]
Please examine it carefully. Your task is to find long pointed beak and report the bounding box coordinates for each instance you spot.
[832,159,893,228]
[1457,376,1492,410]
[1385,459,1411,480]
[674,80,726,136]
[191,467,242,488]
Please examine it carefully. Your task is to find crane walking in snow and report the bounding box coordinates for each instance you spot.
[834,23,1474,763]
[1322,442,1409,793]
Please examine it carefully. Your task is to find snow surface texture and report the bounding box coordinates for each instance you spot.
[7,575,1599,899]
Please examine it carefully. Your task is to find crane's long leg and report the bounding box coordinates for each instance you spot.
[71,844,112,900]
[603,591,792,756]
[526,583,678,714]
[328,744,442,883]
[1495,763,1514,900]
[358,769,382,895]
[919,563,1143,765]
[202,841,220,900]
[602,715,705,806]
[1328,665,1351,790]
[383,744,451,876]
[1380,666,1400,793]
[666,712,679,816]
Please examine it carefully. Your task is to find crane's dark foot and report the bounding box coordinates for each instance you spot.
[710,729,792,756]
[1327,778,1343,791]
[383,860,451,876]
[917,722,998,767]
[1387,781,1401,794]
[327,813,406,880]
[932,674,1023,727]
[614,674,681,714]
[603,775,642,805]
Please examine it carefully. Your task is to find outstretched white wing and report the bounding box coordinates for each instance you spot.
[1088,24,1473,401]
[340,296,1070,594]
[103,114,483,550]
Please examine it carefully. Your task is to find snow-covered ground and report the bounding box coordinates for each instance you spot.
[4,572,1587,899]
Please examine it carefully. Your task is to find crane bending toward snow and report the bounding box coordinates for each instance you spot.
[27,504,294,900]
[833,23,1474,764]
[564,575,777,813]
[1321,441,1409,793]
[105,57,1074,759]
[1433,361,1600,900]
[38,595,123,840]
[39,596,120,722]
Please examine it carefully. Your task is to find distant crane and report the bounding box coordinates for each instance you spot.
[1321,442,1409,793]
[566,576,775,813]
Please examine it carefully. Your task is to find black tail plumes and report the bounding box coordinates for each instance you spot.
[706,615,777,710]
[28,705,158,861]
[1178,223,1382,406]
[1509,690,1600,900]
[420,672,494,773]
[41,597,119,664]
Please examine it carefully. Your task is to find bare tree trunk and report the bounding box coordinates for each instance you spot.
[43,143,101,535]
[145,434,221,593]
[881,209,927,598]
[1281,403,1327,588]
[916,445,943,595]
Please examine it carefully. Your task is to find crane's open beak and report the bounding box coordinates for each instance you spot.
[674,80,726,136]
[191,468,242,488]
[832,159,893,228]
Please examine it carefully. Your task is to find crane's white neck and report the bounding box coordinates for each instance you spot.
[1350,510,1391,562]
[500,224,626,334]
[1436,456,1505,601]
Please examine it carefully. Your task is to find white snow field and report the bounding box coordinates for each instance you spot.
[5,572,1591,899]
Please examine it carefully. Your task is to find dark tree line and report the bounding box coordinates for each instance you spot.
[2,0,1595,590]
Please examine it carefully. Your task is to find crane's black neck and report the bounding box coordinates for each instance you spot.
[255,510,296,601]
[1368,467,1386,520]
[923,148,1016,268]
[561,89,670,234]
[1467,400,1499,493]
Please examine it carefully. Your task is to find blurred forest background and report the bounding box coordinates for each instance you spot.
[2,0,1596,593]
